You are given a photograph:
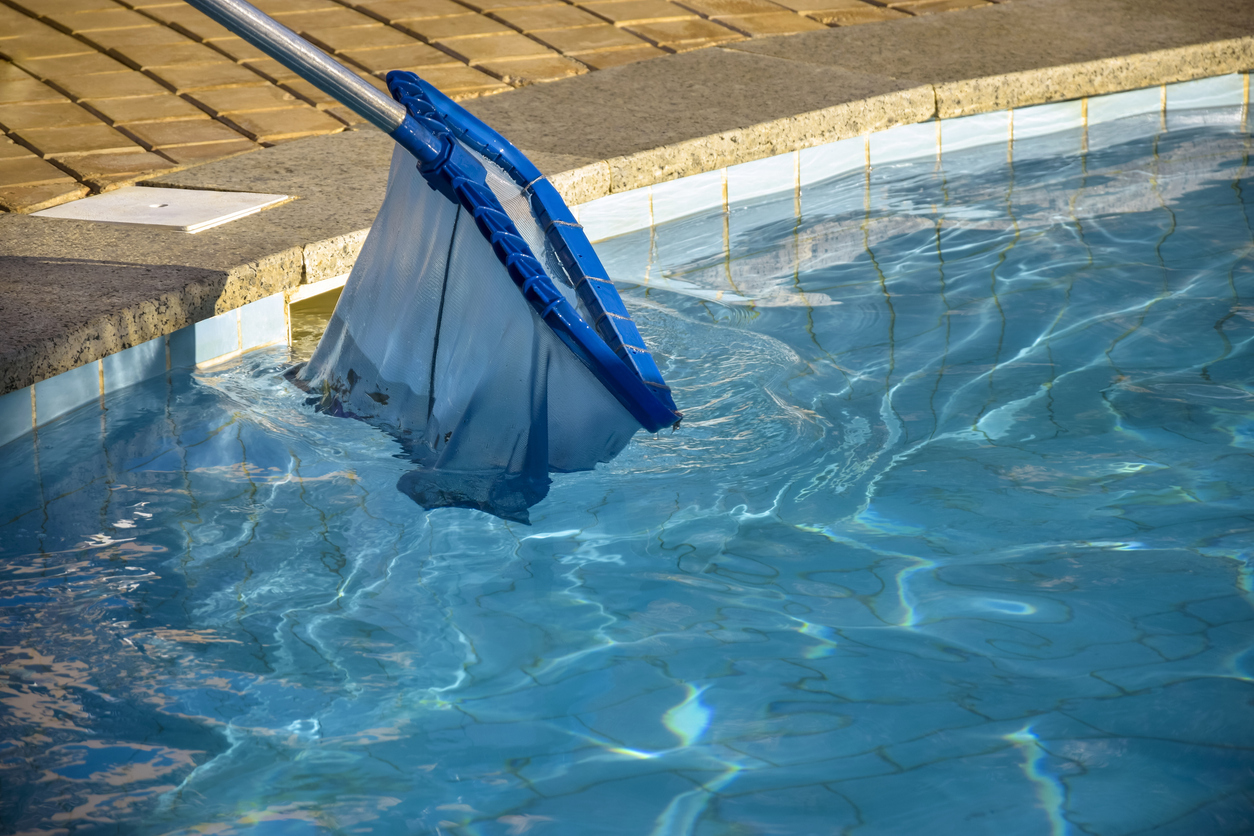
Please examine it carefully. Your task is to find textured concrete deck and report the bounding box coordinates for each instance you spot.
[1,0,1252,395]
[0,0,1005,212]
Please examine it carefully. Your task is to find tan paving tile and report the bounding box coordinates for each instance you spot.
[398,15,513,40]
[280,78,340,106]
[478,54,587,83]
[623,17,741,46]
[716,11,827,34]
[888,0,989,12]
[188,86,303,114]
[492,5,605,31]
[53,149,179,187]
[580,0,695,25]
[238,57,304,82]
[0,7,53,39]
[323,105,368,125]
[675,0,786,13]
[221,106,345,142]
[0,79,68,105]
[438,31,556,64]
[458,0,557,9]
[410,63,509,96]
[43,8,159,33]
[0,155,72,186]
[56,71,168,99]
[211,37,271,62]
[123,118,245,148]
[270,8,382,29]
[17,123,141,156]
[110,41,227,69]
[85,26,193,50]
[531,24,649,52]
[766,0,870,10]
[252,0,343,13]
[546,43,665,67]
[0,101,103,131]
[86,93,209,123]
[0,33,98,60]
[116,0,185,9]
[0,136,34,158]
[303,25,418,51]
[158,137,257,164]
[0,180,87,213]
[141,6,236,41]
[353,0,470,23]
[807,6,908,23]
[21,0,121,14]
[150,63,269,92]
[17,52,132,78]
[340,42,459,71]
[0,63,35,82]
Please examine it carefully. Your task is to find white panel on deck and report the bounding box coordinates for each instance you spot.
[31,186,289,233]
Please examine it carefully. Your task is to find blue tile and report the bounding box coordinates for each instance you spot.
[869,120,938,167]
[591,227,652,285]
[1087,111,1163,156]
[33,361,101,427]
[729,192,797,255]
[0,385,33,448]
[940,110,1010,156]
[102,335,167,394]
[651,167,725,224]
[1088,85,1162,124]
[169,311,240,369]
[240,293,287,350]
[576,188,652,242]
[799,135,866,187]
[0,430,41,524]
[1165,74,1246,112]
[727,153,795,205]
[1012,99,1084,141]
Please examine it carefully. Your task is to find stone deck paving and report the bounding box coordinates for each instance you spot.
[0,0,1008,212]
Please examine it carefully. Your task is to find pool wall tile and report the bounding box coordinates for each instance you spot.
[169,310,241,369]
[651,168,725,225]
[33,360,100,426]
[0,386,33,448]
[1165,74,1245,112]
[870,120,938,167]
[594,227,653,284]
[579,188,653,242]
[940,111,1010,156]
[101,335,167,393]
[0,432,41,524]
[1087,111,1163,155]
[1088,86,1163,124]
[799,136,866,187]
[240,294,287,350]
[728,153,796,205]
[1012,100,1085,141]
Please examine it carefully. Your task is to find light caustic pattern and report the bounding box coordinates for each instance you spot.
[1,108,1253,835]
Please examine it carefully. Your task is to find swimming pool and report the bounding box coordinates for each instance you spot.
[1,106,1252,835]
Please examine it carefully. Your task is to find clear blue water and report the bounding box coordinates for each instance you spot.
[2,108,1253,835]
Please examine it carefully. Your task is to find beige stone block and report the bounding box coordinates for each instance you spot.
[239,57,304,82]
[17,123,140,155]
[211,37,271,62]
[532,24,648,53]
[0,4,45,36]
[624,17,741,46]
[87,93,209,123]
[492,5,605,32]
[767,0,870,10]
[457,0,554,10]
[0,79,67,105]
[19,0,121,14]
[0,63,33,83]
[340,42,459,71]
[0,155,71,186]
[151,63,269,92]
[45,8,158,32]
[252,0,342,13]
[17,52,131,78]
[0,101,102,131]
[674,0,784,14]
[57,70,169,99]
[53,149,178,186]
[399,15,513,41]
[122,117,244,148]
[223,106,345,142]
[572,43,666,67]
[808,7,908,23]
[158,137,257,163]
[112,41,227,69]
[413,63,510,95]
[716,11,827,35]
[143,6,235,41]
[304,25,418,51]
[86,26,190,49]
[439,31,554,62]
[0,33,96,59]
[889,0,989,12]
[280,79,339,105]
[478,54,588,84]
[354,0,470,22]
[272,7,381,29]
[0,179,87,212]
[189,86,303,114]
[0,136,33,158]
[581,0,695,25]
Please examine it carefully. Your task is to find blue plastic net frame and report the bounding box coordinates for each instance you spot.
[384,71,682,433]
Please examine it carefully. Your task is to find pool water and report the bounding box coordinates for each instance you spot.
[2,109,1253,835]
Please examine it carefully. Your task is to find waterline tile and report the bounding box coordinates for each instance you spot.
[579,188,653,242]
[33,360,100,427]
[169,310,240,369]
[101,335,167,393]
[941,111,1010,156]
[1012,100,1084,141]
[870,120,938,167]
[728,153,795,205]
[240,293,287,350]
[651,168,725,225]
[1088,86,1162,124]
[799,136,866,188]
[0,386,33,448]
[1165,74,1245,112]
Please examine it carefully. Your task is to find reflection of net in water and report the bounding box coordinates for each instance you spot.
[294,74,679,523]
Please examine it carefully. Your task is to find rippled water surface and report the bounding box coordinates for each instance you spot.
[3,110,1253,835]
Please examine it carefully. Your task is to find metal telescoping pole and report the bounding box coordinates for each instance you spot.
[182,0,442,163]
